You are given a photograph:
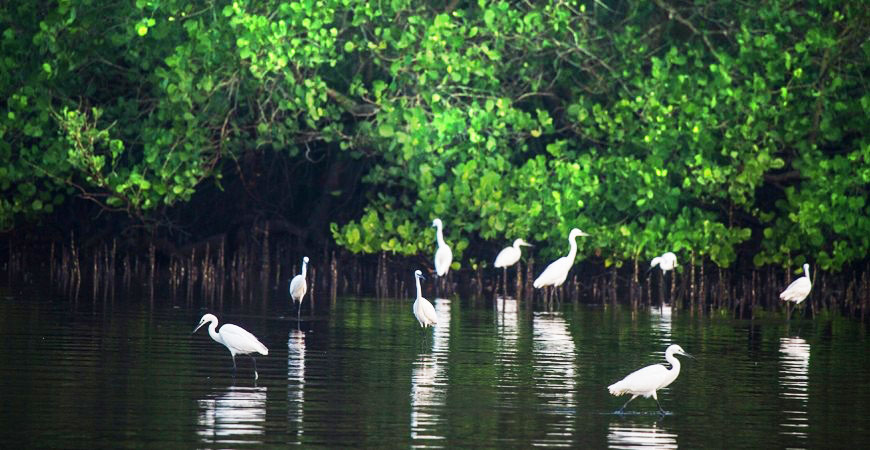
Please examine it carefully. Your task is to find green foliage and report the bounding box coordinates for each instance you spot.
[1,1,868,272]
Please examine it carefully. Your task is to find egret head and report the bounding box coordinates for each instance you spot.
[303,256,310,264]
[513,238,532,247]
[193,313,217,334]
[802,263,810,277]
[414,269,425,280]
[667,344,693,359]
[432,218,442,229]
[569,228,590,239]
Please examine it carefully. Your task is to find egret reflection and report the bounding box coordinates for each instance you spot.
[288,328,306,442]
[495,298,520,405]
[779,337,810,440]
[410,298,451,446]
[607,421,678,449]
[651,304,672,338]
[197,386,267,445]
[532,312,577,446]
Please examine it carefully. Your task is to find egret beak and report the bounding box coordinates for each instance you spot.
[680,350,695,359]
[418,274,426,280]
[522,242,534,247]
[192,321,206,335]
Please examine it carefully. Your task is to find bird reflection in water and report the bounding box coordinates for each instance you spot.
[410,298,450,446]
[607,420,678,449]
[197,385,267,446]
[288,328,306,442]
[532,312,578,446]
[779,336,810,441]
[651,304,672,339]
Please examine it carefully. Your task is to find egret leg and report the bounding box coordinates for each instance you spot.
[617,395,639,414]
[654,398,666,415]
[231,354,237,378]
[251,356,259,380]
[502,267,508,298]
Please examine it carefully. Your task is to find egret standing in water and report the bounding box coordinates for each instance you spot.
[432,218,453,293]
[533,228,589,302]
[494,238,532,297]
[780,263,812,320]
[608,344,693,415]
[193,313,269,380]
[412,269,437,328]
[289,256,309,320]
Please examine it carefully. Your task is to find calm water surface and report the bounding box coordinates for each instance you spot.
[1,287,869,448]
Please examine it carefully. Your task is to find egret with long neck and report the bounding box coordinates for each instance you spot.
[431,219,453,295]
[608,344,693,414]
[533,228,589,302]
[412,269,437,328]
[289,256,309,321]
[193,313,269,380]
[494,238,532,297]
[779,263,812,320]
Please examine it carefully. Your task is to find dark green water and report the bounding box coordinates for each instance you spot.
[1,289,868,448]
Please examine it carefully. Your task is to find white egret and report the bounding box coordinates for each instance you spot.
[533,228,589,294]
[649,252,678,274]
[289,256,309,320]
[193,313,269,380]
[494,238,532,269]
[647,251,678,306]
[412,269,437,328]
[608,344,693,414]
[494,238,532,297]
[779,263,812,320]
[432,218,453,277]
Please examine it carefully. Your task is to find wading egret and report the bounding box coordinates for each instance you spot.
[495,239,533,269]
[533,228,589,292]
[779,263,812,320]
[193,313,269,380]
[649,252,678,274]
[432,219,453,277]
[289,256,309,320]
[412,269,437,328]
[608,344,693,414]
[494,239,532,297]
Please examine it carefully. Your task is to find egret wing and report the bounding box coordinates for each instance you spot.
[219,323,269,356]
[534,256,570,288]
[608,363,668,396]
[414,297,437,327]
[780,277,811,302]
[494,247,518,268]
[435,245,453,276]
[289,274,307,301]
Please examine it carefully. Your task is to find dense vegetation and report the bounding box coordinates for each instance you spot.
[1,0,868,275]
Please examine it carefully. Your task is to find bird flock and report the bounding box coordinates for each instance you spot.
[193,216,814,415]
